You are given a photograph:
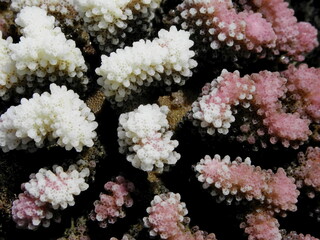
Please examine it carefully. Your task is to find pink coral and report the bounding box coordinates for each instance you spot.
[12,193,53,230]
[90,176,134,228]
[195,154,299,211]
[167,0,318,61]
[192,66,317,149]
[294,147,320,191]
[240,209,281,240]
[143,192,216,240]
[250,0,319,61]
[282,64,320,122]
[192,69,255,135]
[282,231,320,240]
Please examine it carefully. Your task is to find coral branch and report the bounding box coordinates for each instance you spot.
[90,176,134,228]
[0,84,98,152]
[143,192,216,240]
[195,154,299,212]
[96,26,197,103]
[118,104,180,172]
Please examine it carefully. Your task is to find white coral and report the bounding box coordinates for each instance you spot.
[11,0,74,13]
[74,0,162,52]
[9,6,87,83]
[96,26,197,103]
[0,34,18,99]
[24,164,90,209]
[118,104,180,172]
[0,83,98,152]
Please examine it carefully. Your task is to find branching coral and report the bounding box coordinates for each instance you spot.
[192,65,318,149]
[73,0,162,53]
[165,0,318,61]
[195,154,299,212]
[0,33,17,99]
[12,162,90,229]
[90,176,134,228]
[9,6,88,90]
[0,84,98,152]
[96,26,197,103]
[118,104,180,172]
[143,192,217,240]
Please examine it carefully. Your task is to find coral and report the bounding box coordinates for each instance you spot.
[96,26,197,103]
[195,154,299,212]
[90,176,134,228]
[282,64,320,122]
[0,33,17,99]
[192,69,255,135]
[12,162,90,229]
[294,147,320,191]
[240,209,281,240]
[192,66,318,149]
[12,193,54,230]
[73,0,162,53]
[282,231,320,240]
[24,165,90,209]
[165,0,318,61]
[118,104,180,172]
[0,84,98,152]
[143,192,216,240]
[9,6,88,90]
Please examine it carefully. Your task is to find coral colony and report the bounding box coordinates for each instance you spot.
[0,0,320,240]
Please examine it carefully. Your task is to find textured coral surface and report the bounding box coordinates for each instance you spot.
[0,0,320,240]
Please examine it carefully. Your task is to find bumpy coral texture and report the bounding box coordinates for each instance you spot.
[192,67,315,149]
[11,0,74,13]
[24,165,90,209]
[294,147,320,191]
[74,0,161,53]
[143,192,216,240]
[90,176,135,228]
[282,64,320,122]
[167,0,318,61]
[192,69,255,135]
[12,193,53,230]
[9,6,87,84]
[282,231,320,240]
[0,83,98,152]
[12,163,90,230]
[241,209,281,240]
[0,33,17,99]
[96,26,197,103]
[118,104,180,172]
[195,154,299,211]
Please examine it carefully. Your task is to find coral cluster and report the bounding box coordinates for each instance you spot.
[96,26,197,103]
[195,154,299,212]
[0,0,320,239]
[0,84,98,152]
[12,162,90,230]
[90,176,134,228]
[143,192,217,240]
[192,65,319,149]
[165,0,318,62]
[73,0,162,53]
[118,104,180,172]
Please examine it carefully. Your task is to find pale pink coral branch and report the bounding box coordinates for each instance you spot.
[195,154,299,212]
[294,147,320,192]
[240,209,281,240]
[90,176,135,228]
[143,192,216,240]
[192,65,318,149]
[12,193,54,230]
[249,0,319,61]
[282,64,320,122]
